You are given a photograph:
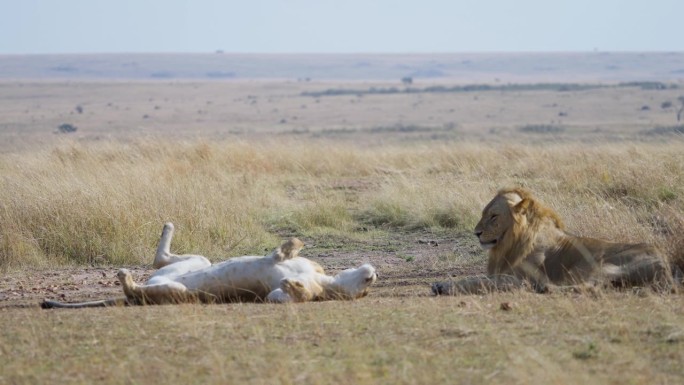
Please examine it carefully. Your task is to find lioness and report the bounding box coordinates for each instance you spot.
[42,223,377,308]
[433,187,678,295]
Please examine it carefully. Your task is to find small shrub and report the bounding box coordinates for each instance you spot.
[618,81,668,90]
[573,342,599,360]
[658,187,677,202]
[519,124,564,134]
[57,123,77,134]
[644,125,684,135]
[364,201,410,228]
[432,211,461,228]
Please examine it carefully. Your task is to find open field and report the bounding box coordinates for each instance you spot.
[1,78,683,152]
[1,57,684,383]
[2,293,683,384]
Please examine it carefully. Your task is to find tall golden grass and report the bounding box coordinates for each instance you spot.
[1,138,683,270]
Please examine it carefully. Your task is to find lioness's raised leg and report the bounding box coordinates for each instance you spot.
[432,275,525,295]
[152,222,211,272]
[270,238,305,262]
[152,223,175,268]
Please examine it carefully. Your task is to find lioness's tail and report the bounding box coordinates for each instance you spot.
[41,297,130,309]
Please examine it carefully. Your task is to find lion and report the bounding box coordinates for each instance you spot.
[432,187,678,295]
[42,223,377,308]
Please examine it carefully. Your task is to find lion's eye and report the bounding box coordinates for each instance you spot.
[490,214,498,222]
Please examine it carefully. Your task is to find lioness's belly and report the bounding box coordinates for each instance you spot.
[171,257,309,300]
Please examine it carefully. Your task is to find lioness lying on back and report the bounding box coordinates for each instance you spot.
[43,223,377,308]
[433,187,679,295]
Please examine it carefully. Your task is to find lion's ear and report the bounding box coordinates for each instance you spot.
[512,198,533,215]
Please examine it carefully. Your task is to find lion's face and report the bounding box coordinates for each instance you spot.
[474,192,521,250]
[331,264,378,299]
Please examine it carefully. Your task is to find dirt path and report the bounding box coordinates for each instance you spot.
[0,231,486,308]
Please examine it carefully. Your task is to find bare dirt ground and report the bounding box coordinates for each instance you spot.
[0,230,486,309]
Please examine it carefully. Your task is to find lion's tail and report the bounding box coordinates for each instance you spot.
[668,220,684,284]
[41,297,130,309]
[670,250,684,285]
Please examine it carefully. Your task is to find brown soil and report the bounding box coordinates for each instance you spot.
[0,231,486,309]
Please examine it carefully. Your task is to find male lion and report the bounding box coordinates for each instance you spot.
[433,187,678,295]
[42,223,377,308]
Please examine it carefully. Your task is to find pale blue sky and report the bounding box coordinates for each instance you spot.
[2,0,683,54]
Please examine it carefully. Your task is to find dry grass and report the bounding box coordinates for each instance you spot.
[1,139,683,270]
[2,294,683,385]
[2,79,684,384]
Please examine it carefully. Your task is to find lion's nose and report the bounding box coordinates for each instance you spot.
[474,230,483,238]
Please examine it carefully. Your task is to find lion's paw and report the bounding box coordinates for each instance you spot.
[117,268,138,299]
[281,278,311,302]
[281,278,305,291]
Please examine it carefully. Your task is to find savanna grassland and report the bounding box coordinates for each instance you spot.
[2,55,684,384]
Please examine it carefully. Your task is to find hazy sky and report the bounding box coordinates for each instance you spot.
[2,0,683,54]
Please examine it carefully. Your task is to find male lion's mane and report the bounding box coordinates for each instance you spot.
[433,187,678,295]
[486,187,564,276]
